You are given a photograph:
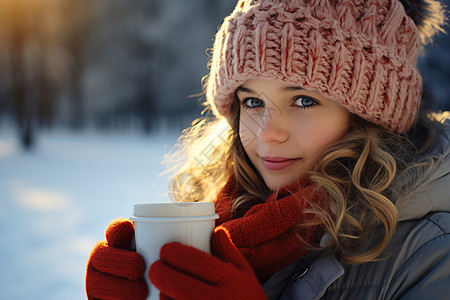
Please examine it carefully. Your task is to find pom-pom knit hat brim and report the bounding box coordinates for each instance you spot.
[206,0,422,133]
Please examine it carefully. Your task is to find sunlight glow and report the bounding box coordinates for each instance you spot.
[0,141,17,158]
[428,111,450,124]
[8,180,72,211]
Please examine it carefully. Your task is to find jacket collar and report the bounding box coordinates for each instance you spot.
[284,254,344,300]
[263,248,344,300]
[394,127,450,221]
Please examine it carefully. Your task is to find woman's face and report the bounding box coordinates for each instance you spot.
[237,79,350,190]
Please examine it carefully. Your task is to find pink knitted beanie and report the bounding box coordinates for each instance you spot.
[206,0,424,133]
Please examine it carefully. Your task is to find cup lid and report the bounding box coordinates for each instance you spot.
[132,202,216,218]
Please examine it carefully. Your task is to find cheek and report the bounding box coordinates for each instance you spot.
[294,115,349,153]
[307,131,339,152]
[239,114,258,150]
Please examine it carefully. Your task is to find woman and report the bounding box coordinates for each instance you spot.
[86,0,449,299]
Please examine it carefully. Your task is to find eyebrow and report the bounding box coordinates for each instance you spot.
[282,86,304,92]
[235,86,254,94]
[236,85,304,94]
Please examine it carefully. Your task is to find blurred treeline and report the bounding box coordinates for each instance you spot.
[0,0,448,150]
[0,0,236,149]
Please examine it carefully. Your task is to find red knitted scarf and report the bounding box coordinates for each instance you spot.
[213,177,324,282]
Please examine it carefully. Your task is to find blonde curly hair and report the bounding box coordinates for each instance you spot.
[165,92,441,264]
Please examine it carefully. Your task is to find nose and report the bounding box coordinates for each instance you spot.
[256,112,288,144]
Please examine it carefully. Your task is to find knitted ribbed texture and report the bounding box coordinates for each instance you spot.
[214,177,323,281]
[85,218,148,300]
[149,229,268,300]
[206,0,422,133]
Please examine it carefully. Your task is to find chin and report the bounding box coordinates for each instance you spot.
[264,176,294,191]
[263,172,307,191]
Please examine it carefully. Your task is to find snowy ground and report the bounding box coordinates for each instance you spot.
[0,127,179,299]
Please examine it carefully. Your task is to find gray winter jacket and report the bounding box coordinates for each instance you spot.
[263,126,450,300]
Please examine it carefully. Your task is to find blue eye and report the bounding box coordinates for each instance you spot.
[294,96,317,108]
[242,97,264,109]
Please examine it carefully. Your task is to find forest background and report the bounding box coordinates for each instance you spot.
[0,0,449,150]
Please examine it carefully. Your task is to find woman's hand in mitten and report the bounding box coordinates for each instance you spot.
[85,218,148,300]
[149,227,268,300]
[218,187,322,280]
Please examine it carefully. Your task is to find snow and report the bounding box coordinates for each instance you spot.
[0,128,179,299]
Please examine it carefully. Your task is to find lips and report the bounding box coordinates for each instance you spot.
[260,156,301,170]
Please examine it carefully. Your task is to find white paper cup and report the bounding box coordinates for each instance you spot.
[129,202,219,300]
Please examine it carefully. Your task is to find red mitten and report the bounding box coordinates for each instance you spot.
[149,227,268,300]
[86,218,148,300]
[216,186,322,280]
